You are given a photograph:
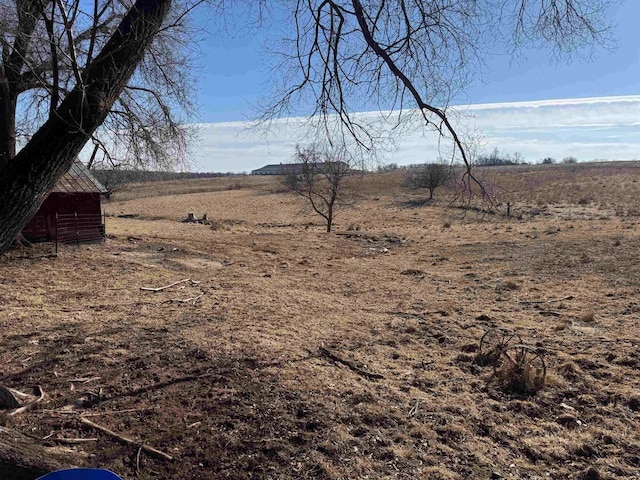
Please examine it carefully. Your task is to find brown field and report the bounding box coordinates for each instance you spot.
[1,162,639,480]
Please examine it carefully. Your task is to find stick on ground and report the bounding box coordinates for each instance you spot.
[80,417,173,461]
[49,438,98,445]
[319,347,384,380]
[140,278,191,292]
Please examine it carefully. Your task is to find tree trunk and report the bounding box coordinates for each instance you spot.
[0,0,46,171]
[0,0,172,254]
[0,80,17,172]
[0,426,83,479]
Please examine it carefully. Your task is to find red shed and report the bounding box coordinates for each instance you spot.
[21,161,108,243]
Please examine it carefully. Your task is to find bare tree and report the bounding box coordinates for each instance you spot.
[285,144,353,232]
[405,163,454,200]
[0,0,199,171]
[264,0,613,188]
[0,0,210,252]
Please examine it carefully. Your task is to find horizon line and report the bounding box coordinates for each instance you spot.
[189,94,640,128]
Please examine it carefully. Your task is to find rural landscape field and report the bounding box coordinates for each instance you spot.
[1,162,639,480]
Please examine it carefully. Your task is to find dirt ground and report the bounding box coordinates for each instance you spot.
[1,164,639,479]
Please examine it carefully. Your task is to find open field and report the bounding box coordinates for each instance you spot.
[1,162,639,479]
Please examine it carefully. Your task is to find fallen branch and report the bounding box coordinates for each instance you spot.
[319,347,384,380]
[68,377,101,384]
[520,295,574,305]
[38,407,153,417]
[9,386,45,416]
[49,437,98,445]
[166,293,203,305]
[80,417,173,461]
[140,279,191,293]
[111,373,221,401]
[538,311,562,317]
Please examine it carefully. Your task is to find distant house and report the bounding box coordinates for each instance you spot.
[251,162,349,175]
[251,164,300,175]
[21,161,108,244]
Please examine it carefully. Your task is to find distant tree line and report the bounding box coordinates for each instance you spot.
[91,169,247,197]
[475,148,526,167]
[541,156,578,164]
[92,169,245,185]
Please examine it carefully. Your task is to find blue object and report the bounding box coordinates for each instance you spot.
[37,469,123,480]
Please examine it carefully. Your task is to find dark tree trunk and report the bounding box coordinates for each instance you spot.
[0,89,17,170]
[326,212,333,232]
[0,0,44,171]
[0,426,83,479]
[0,0,172,253]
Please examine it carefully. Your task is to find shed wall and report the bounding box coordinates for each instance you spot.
[22,193,102,241]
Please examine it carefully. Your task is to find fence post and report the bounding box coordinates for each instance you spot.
[55,213,58,255]
[75,212,79,248]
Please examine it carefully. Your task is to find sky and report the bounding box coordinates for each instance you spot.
[186,1,640,172]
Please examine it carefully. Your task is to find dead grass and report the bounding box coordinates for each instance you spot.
[1,162,639,479]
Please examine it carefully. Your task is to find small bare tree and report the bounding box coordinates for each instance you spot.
[405,163,454,200]
[285,144,353,233]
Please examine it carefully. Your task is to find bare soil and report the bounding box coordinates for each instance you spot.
[1,164,639,479]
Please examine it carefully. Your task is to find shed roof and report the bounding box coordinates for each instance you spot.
[251,164,287,174]
[51,161,108,194]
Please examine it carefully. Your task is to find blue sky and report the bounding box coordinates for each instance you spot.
[187,1,640,172]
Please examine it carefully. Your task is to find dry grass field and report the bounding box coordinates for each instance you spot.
[1,162,639,480]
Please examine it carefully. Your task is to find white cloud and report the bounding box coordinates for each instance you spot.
[189,95,640,171]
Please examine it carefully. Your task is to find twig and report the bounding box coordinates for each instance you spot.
[140,278,191,292]
[112,373,220,400]
[9,385,45,416]
[38,407,153,416]
[68,376,101,384]
[81,407,154,417]
[50,437,98,445]
[520,295,574,305]
[407,398,420,418]
[319,347,384,380]
[80,417,173,461]
[136,445,143,476]
[166,293,203,305]
[538,311,562,317]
